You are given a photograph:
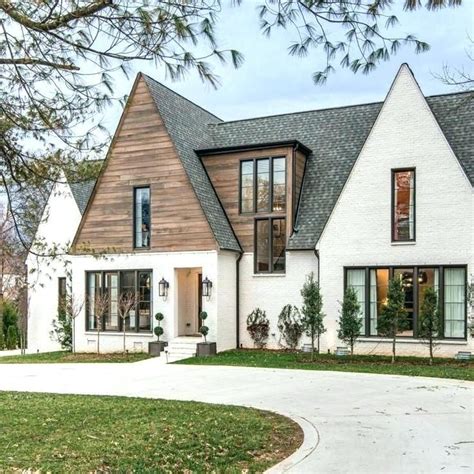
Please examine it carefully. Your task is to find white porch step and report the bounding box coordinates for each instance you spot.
[167,337,202,359]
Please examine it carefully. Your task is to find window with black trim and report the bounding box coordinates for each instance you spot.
[392,169,415,241]
[240,157,286,214]
[134,187,150,248]
[58,277,66,314]
[86,270,152,332]
[345,266,466,339]
[255,218,286,273]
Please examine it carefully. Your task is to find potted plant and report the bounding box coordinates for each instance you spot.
[148,312,167,356]
[197,311,216,357]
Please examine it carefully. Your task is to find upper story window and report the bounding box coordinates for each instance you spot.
[134,187,150,248]
[240,157,286,214]
[58,277,66,314]
[392,169,415,241]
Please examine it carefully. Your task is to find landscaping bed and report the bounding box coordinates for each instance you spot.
[177,349,474,381]
[0,351,150,364]
[0,392,302,472]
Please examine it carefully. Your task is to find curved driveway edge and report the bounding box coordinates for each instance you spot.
[0,360,472,473]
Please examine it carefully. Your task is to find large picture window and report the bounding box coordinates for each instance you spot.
[134,187,150,248]
[255,218,286,273]
[86,270,152,333]
[392,169,415,241]
[344,266,466,339]
[240,157,286,214]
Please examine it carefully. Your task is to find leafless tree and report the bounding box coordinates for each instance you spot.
[90,291,109,355]
[118,291,136,355]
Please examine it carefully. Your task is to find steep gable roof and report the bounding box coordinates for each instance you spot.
[206,91,472,250]
[142,74,241,252]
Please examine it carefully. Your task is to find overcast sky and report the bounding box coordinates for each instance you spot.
[100,0,473,132]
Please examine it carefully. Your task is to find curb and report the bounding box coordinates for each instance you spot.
[265,415,320,473]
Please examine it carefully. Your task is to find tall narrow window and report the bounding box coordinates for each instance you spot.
[134,187,150,248]
[369,268,389,336]
[240,161,254,213]
[87,272,102,331]
[272,158,286,212]
[58,277,67,314]
[255,218,286,273]
[394,268,415,336]
[346,269,366,334]
[392,169,415,241]
[104,272,119,331]
[256,159,270,212]
[138,272,152,331]
[444,267,465,338]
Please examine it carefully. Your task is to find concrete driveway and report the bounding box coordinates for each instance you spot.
[0,358,472,473]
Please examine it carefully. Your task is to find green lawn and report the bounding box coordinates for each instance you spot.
[0,392,302,473]
[177,349,474,381]
[0,351,150,364]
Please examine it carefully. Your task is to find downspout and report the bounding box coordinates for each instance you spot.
[314,249,320,284]
[236,251,243,349]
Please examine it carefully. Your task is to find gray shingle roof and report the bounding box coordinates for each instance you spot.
[208,92,473,250]
[143,74,241,252]
[70,180,96,215]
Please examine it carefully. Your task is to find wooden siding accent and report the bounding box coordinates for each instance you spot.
[201,147,296,252]
[73,77,216,253]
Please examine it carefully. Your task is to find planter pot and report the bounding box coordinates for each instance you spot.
[148,341,167,357]
[197,342,216,357]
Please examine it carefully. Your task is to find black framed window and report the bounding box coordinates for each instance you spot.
[345,265,466,339]
[134,187,150,248]
[392,169,415,241]
[86,270,152,333]
[58,277,67,314]
[255,217,286,273]
[240,157,286,214]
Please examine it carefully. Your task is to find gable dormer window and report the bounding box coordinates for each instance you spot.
[392,169,415,242]
[240,157,286,214]
[134,186,150,248]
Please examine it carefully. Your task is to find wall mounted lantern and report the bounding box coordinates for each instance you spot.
[158,277,169,299]
[202,276,213,299]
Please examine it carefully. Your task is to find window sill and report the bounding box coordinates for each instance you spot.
[358,337,468,345]
[252,273,286,278]
[85,332,154,337]
[391,241,416,246]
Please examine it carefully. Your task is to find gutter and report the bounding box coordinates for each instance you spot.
[236,251,243,348]
[314,249,320,284]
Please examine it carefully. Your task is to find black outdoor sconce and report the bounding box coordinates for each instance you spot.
[202,276,213,299]
[158,277,169,299]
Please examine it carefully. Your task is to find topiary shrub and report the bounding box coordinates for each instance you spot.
[277,304,303,350]
[246,308,269,349]
[154,312,164,341]
[199,311,209,343]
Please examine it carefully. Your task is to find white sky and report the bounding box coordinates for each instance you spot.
[99,0,474,133]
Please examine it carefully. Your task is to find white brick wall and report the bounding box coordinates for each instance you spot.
[216,251,238,351]
[26,180,82,353]
[317,65,473,356]
[239,250,318,349]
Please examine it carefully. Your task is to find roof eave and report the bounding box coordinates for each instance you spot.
[195,140,312,157]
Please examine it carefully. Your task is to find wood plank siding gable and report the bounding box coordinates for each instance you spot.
[72,76,217,253]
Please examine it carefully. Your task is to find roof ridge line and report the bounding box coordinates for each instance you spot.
[210,90,471,127]
[141,73,223,122]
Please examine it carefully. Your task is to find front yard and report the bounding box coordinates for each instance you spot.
[0,351,150,364]
[177,349,474,381]
[0,392,302,472]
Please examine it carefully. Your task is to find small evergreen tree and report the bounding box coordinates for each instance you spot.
[154,312,165,341]
[277,304,303,350]
[337,287,362,355]
[6,325,17,350]
[50,308,72,350]
[300,272,326,360]
[419,287,440,365]
[377,277,409,363]
[246,308,270,349]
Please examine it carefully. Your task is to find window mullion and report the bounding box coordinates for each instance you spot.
[413,266,418,338]
[365,267,370,337]
[269,218,273,273]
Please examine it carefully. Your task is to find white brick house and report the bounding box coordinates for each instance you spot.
[27,64,473,357]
